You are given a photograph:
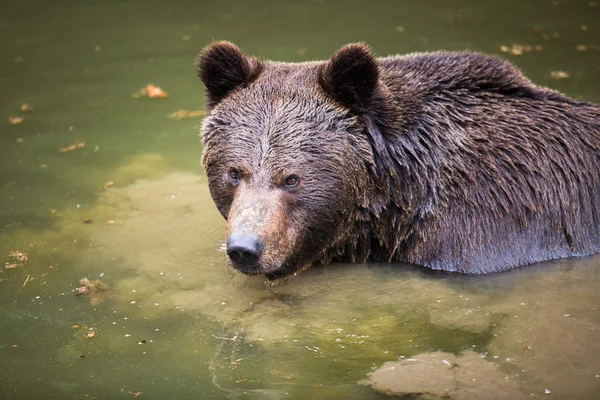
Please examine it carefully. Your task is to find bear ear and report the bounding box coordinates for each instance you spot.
[318,43,380,111]
[196,41,263,106]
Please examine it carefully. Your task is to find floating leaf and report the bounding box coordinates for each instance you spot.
[9,116,24,124]
[168,109,206,119]
[59,141,85,152]
[549,71,571,80]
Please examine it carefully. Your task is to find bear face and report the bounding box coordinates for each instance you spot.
[198,42,377,280]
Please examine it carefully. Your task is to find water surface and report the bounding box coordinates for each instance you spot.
[1,1,599,399]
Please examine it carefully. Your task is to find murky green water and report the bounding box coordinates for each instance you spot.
[1,0,599,399]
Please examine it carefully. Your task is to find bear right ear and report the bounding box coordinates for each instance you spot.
[196,41,263,106]
[318,43,380,112]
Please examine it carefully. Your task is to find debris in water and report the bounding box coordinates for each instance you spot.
[499,44,543,56]
[10,250,28,264]
[72,325,94,330]
[20,104,33,111]
[59,140,85,152]
[48,209,62,216]
[75,278,109,305]
[8,116,24,124]
[133,84,168,99]
[168,109,205,119]
[6,251,28,270]
[549,71,571,80]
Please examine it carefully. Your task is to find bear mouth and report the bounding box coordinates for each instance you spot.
[227,258,300,281]
[228,261,264,276]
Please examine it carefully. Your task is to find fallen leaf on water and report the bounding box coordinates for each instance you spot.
[133,84,168,99]
[575,44,587,51]
[59,141,85,152]
[499,44,542,56]
[20,104,33,111]
[9,116,24,124]
[104,181,116,188]
[84,331,96,340]
[107,220,116,225]
[168,109,205,119]
[130,391,141,398]
[549,71,571,79]
[5,263,19,269]
[147,84,168,98]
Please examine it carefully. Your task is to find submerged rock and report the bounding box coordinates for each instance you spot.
[360,351,525,400]
[75,277,109,305]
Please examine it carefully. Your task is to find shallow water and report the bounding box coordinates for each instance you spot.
[1,1,599,399]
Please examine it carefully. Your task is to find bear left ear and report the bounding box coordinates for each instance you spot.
[318,43,380,112]
[196,41,263,107]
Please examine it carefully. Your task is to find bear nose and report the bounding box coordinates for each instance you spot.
[226,234,264,267]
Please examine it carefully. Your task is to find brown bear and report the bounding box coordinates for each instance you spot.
[196,41,600,280]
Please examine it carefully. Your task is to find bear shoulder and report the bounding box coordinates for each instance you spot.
[380,51,565,100]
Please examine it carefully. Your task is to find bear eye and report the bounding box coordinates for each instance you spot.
[228,168,241,183]
[284,175,299,188]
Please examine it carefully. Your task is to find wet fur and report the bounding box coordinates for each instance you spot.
[197,42,600,278]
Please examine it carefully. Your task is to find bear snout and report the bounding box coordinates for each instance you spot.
[226,233,265,274]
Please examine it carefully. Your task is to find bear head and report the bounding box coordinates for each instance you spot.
[197,41,385,280]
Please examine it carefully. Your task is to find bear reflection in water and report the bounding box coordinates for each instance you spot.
[196,41,600,280]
